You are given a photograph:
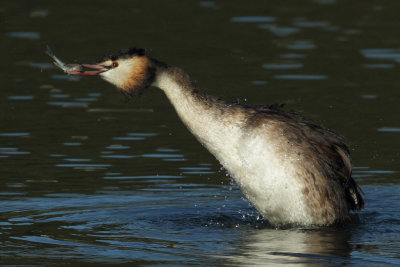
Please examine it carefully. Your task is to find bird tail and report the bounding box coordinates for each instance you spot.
[346,177,365,211]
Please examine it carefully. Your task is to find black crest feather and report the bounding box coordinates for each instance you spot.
[99,47,145,62]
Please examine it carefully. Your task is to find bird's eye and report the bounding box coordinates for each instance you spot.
[112,62,119,68]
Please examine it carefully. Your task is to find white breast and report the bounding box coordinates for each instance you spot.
[234,126,312,225]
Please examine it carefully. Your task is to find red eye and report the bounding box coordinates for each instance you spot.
[112,62,118,68]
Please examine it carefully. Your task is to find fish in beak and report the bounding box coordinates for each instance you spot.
[67,64,110,76]
[46,46,109,75]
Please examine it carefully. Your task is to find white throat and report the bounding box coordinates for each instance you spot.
[152,70,245,172]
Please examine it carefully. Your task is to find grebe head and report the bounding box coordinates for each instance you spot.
[70,47,155,96]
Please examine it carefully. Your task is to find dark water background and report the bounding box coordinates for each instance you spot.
[1,0,400,265]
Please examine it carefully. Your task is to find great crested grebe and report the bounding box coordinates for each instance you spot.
[63,47,364,226]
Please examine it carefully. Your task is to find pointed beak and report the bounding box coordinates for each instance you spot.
[68,64,110,76]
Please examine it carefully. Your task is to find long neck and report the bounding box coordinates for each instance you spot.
[152,64,246,169]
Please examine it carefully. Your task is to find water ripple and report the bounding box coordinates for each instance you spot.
[361,94,377,99]
[361,49,400,60]
[363,63,394,69]
[63,142,81,146]
[106,145,131,150]
[104,175,182,180]
[0,132,30,137]
[231,16,275,23]
[112,137,145,141]
[181,171,215,175]
[274,74,327,80]
[50,75,81,81]
[101,155,137,159]
[7,32,40,40]
[251,80,267,85]
[50,94,70,98]
[280,54,306,59]
[287,41,316,50]
[263,64,303,70]
[163,158,187,162]
[128,133,158,137]
[198,1,219,9]
[378,128,400,132]
[8,95,35,100]
[75,97,98,102]
[30,9,49,18]
[88,93,102,97]
[63,158,92,162]
[180,167,212,171]
[157,148,179,152]
[293,20,330,28]
[0,147,18,151]
[56,164,112,168]
[142,154,184,158]
[49,154,66,157]
[29,62,53,69]
[263,26,301,37]
[48,102,88,107]
[0,151,30,155]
